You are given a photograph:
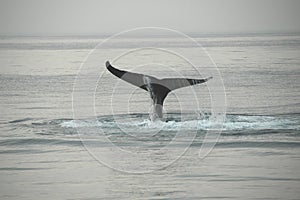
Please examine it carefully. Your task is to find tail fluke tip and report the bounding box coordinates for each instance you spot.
[106,61,110,68]
[206,76,213,81]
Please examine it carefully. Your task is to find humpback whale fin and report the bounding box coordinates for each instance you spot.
[161,77,212,91]
[106,61,154,91]
[105,61,212,119]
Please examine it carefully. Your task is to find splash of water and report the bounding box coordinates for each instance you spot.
[60,113,300,132]
[143,75,160,121]
[143,76,153,98]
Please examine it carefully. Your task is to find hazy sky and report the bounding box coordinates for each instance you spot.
[0,0,299,36]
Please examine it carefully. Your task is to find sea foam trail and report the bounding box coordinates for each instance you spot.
[60,114,300,131]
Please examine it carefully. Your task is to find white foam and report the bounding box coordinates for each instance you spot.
[60,115,300,131]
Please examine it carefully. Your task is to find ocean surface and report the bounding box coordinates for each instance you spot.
[0,33,300,199]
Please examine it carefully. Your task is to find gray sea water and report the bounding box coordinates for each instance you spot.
[0,34,300,199]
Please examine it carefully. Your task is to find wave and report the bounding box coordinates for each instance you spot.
[2,113,299,149]
[5,113,299,144]
[59,113,300,132]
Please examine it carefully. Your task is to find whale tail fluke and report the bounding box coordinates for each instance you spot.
[105,61,212,119]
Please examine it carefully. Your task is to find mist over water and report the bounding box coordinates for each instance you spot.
[0,34,300,199]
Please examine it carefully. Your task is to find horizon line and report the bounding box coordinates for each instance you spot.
[1,31,300,38]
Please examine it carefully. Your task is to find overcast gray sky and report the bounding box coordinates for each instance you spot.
[0,0,299,36]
